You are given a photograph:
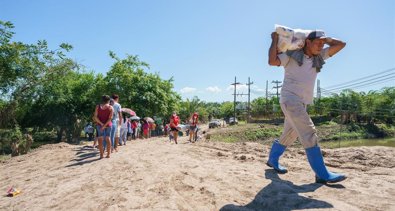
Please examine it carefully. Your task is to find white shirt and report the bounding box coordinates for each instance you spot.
[121,118,128,129]
[112,102,121,121]
[278,48,330,104]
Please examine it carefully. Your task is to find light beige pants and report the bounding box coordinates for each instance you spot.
[279,98,318,149]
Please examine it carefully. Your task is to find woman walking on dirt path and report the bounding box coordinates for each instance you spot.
[93,95,113,159]
[120,116,129,145]
[188,112,199,142]
[169,112,180,144]
[142,120,150,139]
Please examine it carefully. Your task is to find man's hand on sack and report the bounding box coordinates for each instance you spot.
[271,32,279,42]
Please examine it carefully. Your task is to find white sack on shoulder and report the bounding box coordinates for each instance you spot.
[275,24,311,53]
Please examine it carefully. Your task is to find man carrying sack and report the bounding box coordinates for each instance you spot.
[267,28,347,183]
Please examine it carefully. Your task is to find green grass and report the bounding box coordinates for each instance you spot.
[0,154,11,161]
[238,121,247,125]
[208,122,395,148]
[320,137,395,148]
[211,134,239,143]
[326,132,364,141]
[209,124,282,143]
[244,128,282,141]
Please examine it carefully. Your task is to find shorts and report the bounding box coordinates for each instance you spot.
[96,125,111,138]
[189,125,197,131]
[170,127,179,132]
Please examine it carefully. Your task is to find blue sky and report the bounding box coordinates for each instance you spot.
[1,0,394,102]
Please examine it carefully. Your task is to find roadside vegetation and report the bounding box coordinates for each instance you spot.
[207,121,395,148]
[1,20,394,157]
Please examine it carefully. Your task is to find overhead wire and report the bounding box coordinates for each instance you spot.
[323,67,395,90]
[324,76,395,93]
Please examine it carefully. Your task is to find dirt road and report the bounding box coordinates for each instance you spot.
[1,134,394,211]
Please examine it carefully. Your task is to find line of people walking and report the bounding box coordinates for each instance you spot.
[91,94,200,159]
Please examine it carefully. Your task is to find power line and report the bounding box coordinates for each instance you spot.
[321,76,395,94]
[325,73,395,92]
[323,67,395,90]
[341,76,395,90]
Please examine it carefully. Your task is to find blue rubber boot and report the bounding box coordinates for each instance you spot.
[266,140,288,174]
[306,145,347,184]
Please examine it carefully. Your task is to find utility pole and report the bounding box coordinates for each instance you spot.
[265,80,268,115]
[246,77,253,123]
[231,77,252,122]
[316,79,321,99]
[272,80,282,102]
[231,77,241,120]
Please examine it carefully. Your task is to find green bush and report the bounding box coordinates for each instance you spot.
[245,128,282,141]
[320,121,339,126]
[0,129,13,154]
[363,124,393,138]
[32,130,56,142]
[374,124,395,137]
[327,132,363,140]
[0,126,34,156]
[346,122,362,132]
[211,134,239,143]
[0,126,24,156]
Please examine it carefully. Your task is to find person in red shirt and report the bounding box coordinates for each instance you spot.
[131,120,138,139]
[169,112,180,144]
[188,112,199,142]
[142,120,150,139]
[164,123,168,137]
[93,95,113,159]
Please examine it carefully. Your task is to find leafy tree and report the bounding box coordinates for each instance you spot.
[220,102,234,119]
[104,52,181,119]
[0,20,74,128]
[21,71,99,142]
[179,96,205,121]
[205,102,221,120]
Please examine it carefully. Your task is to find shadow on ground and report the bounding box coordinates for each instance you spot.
[66,145,100,167]
[220,169,335,211]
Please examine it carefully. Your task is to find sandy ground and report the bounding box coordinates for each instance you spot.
[1,132,394,211]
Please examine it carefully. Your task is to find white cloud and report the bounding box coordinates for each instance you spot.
[206,86,222,93]
[251,89,266,95]
[180,87,197,94]
[223,84,267,96]
[251,85,266,95]
[226,84,248,92]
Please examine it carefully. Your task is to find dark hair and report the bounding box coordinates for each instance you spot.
[112,94,119,100]
[102,95,111,103]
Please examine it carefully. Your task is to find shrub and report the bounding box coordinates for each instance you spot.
[245,128,282,141]
[0,125,34,156]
